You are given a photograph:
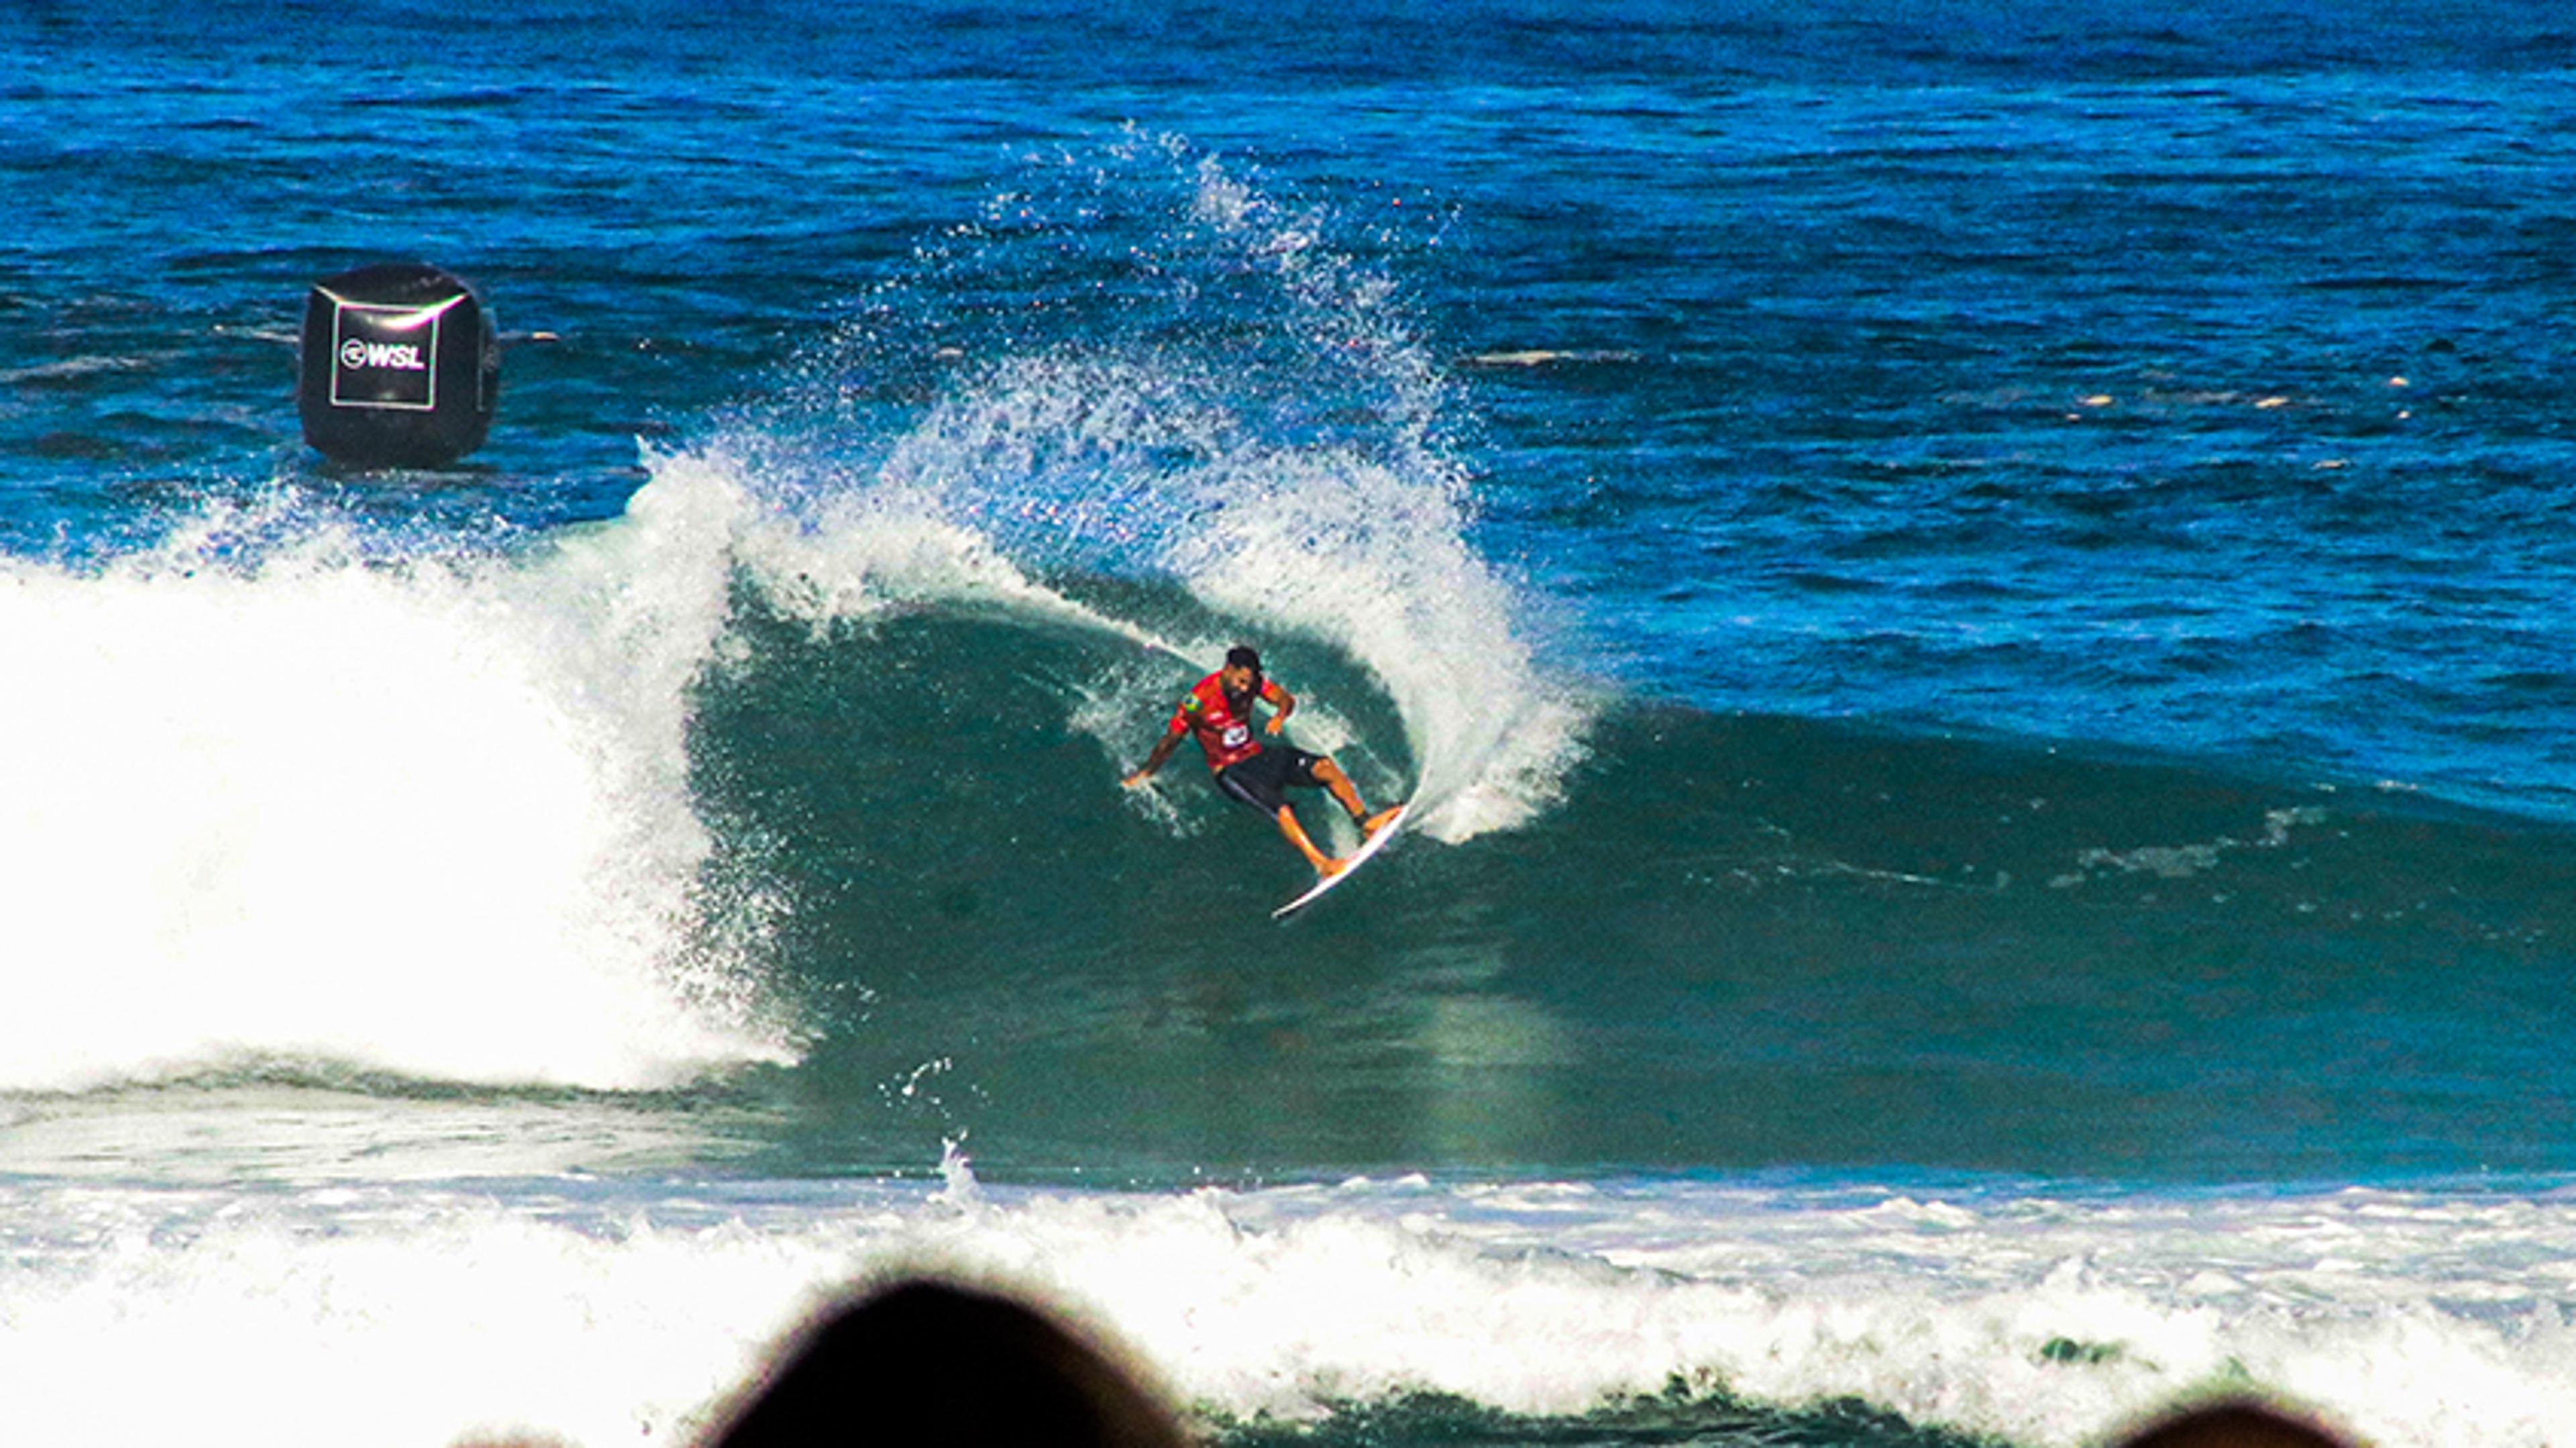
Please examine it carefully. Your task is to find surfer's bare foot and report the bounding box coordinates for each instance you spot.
[1360,806,1404,837]
[1316,856,1350,879]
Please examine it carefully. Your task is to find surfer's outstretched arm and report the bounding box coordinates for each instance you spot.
[1123,733,1182,788]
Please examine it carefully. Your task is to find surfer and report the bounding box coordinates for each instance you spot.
[1123,645,1403,877]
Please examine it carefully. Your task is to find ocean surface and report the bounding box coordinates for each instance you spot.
[7,1,2576,1443]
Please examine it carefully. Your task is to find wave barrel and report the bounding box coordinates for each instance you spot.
[298,262,498,468]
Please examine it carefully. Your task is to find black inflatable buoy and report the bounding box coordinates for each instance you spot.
[298,262,498,468]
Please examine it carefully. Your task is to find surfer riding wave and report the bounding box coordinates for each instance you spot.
[1122,645,1402,877]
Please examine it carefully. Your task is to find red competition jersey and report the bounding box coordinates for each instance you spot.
[1166,672,1284,772]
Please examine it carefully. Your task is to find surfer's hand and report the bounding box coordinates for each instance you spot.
[1264,717,1285,736]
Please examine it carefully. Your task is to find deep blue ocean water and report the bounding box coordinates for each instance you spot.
[7,3,2576,1445]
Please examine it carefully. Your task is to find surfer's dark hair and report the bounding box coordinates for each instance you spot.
[1226,645,1262,673]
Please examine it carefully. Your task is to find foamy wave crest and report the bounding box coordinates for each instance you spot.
[706,446,1185,661]
[0,479,794,1092]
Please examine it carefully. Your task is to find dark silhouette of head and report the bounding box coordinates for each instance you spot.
[703,1280,1187,1448]
[2109,1398,2359,1448]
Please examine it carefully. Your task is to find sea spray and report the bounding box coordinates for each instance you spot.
[718,139,1590,843]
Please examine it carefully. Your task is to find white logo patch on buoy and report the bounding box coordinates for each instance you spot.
[326,299,448,411]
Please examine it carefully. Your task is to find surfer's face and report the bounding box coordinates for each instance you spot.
[1220,664,1257,695]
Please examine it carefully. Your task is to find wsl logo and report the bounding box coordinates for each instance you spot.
[327,301,445,411]
[338,336,428,373]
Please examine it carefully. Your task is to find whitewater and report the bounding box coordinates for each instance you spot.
[3,1166,2575,1447]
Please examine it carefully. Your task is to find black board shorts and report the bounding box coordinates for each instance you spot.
[1215,747,1326,816]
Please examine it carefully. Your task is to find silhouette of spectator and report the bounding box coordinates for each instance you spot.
[704,1279,1187,1448]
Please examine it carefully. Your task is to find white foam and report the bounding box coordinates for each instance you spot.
[0,480,792,1092]
[714,446,1189,663]
[0,1174,2568,1448]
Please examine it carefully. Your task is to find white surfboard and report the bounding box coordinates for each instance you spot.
[1272,804,1411,920]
